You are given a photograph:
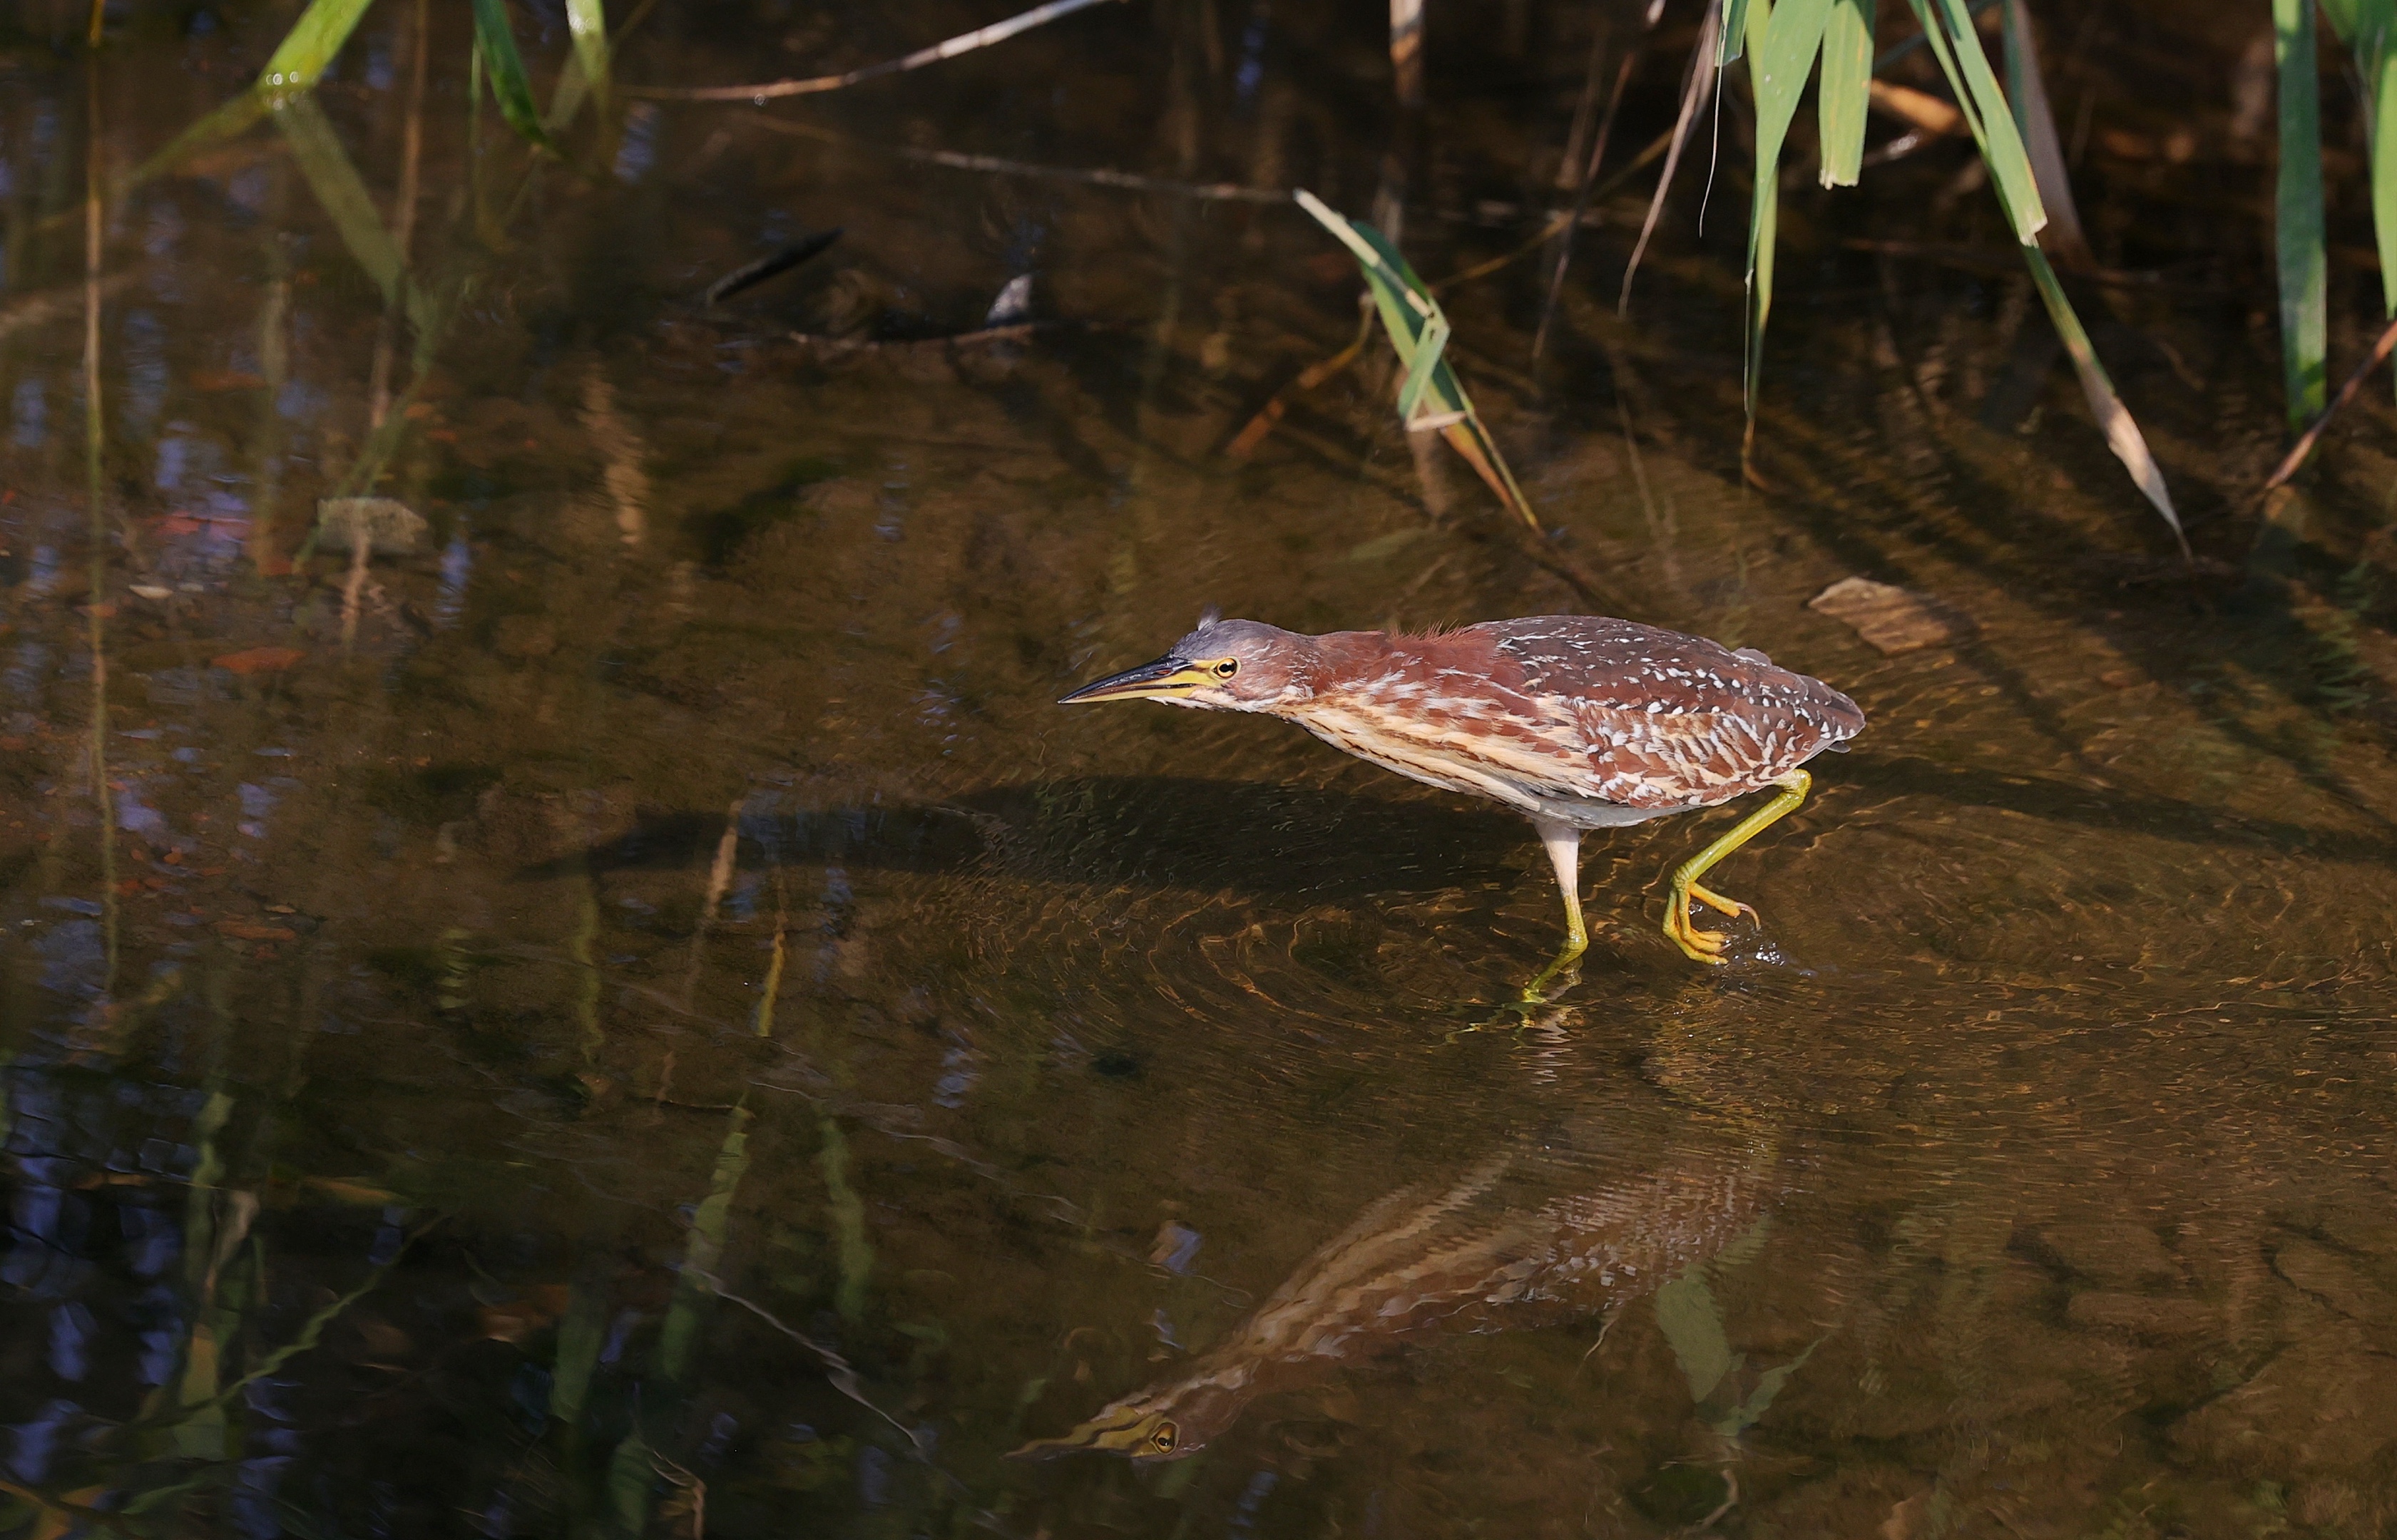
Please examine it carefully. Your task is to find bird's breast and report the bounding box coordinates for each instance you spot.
[1287,700,1592,816]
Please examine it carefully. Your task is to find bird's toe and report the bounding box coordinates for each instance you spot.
[1662,910,1732,962]
[1687,883,1757,921]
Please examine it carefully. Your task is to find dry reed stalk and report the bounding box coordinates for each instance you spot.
[84,42,121,995]
[635,0,1122,101]
[1390,0,1426,108]
[2259,311,2397,495]
[746,114,1289,201]
[1533,14,1650,360]
[1620,0,1720,314]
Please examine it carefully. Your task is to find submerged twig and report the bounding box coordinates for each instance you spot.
[1428,130,1677,294]
[704,227,843,304]
[685,1265,929,1453]
[1225,314,1371,459]
[747,114,1287,201]
[2260,310,2397,496]
[786,322,1041,361]
[633,0,1122,101]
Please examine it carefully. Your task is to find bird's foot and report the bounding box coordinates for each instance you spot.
[1448,996,1579,1042]
[1518,932,1589,1004]
[1662,888,1749,964]
[1664,912,1729,963]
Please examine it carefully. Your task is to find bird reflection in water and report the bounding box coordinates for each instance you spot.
[1011,1088,1778,1462]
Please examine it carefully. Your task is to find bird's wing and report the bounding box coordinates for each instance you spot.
[1469,617,1865,809]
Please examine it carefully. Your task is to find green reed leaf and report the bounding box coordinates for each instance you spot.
[1654,1267,1737,1405]
[1816,0,1873,188]
[2340,0,2397,320]
[2276,0,2329,423]
[1747,0,1830,187]
[274,95,406,305]
[819,1114,874,1323]
[544,0,611,132]
[1903,0,2046,243]
[1744,0,1829,444]
[1720,0,1754,64]
[257,0,377,93]
[1394,309,1451,424]
[471,0,558,152]
[566,0,609,106]
[2024,246,2189,555]
[2370,56,2397,323]
[274,96,442,483]
[548,1280,609,1427]
[606,1432,657,1534]
[1999,0,2091,267]
[118,0,374,199]
[1294,190,1539,529]
[1891,0,2181,547]
[1992,0,2177,547]
[658,1102,754,1380]
[1714,1333,1824,1437]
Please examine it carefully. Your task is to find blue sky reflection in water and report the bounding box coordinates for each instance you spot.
[0,1,2395,1535]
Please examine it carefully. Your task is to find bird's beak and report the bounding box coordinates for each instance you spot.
[1058,654,1213,704]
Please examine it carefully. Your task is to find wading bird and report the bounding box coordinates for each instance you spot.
[1060,614,1864,971]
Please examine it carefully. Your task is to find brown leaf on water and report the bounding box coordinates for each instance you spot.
[211,646,306,674]
[1808,577,1977,655]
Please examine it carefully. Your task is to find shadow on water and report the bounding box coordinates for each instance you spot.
[533,758,2397,904]
[532,777,1540,895]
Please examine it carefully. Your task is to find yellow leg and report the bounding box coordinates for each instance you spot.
[1662,771,1811,965]
[1523,820,1589,1001]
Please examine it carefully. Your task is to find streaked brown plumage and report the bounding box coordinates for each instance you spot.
[1060,613,1864,967]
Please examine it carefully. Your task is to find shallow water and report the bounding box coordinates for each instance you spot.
[5,1,2397,1534]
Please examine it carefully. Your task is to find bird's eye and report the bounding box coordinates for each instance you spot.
[1150,1422,1179,1453]
[1212,659,1238,679]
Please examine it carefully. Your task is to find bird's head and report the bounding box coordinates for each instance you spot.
[1006,1372,1248,1463]
[1058,613,1314,712]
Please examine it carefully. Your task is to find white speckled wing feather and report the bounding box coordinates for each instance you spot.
[1476,616,1864,811]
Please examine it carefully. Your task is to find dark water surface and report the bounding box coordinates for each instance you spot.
[6,1,2397,1534]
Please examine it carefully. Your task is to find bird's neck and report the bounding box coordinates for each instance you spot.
[1267,630,1400,714]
